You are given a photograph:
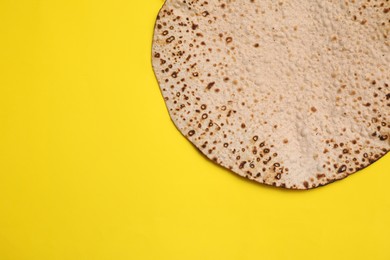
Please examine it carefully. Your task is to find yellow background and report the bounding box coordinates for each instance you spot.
[0,0,389,259]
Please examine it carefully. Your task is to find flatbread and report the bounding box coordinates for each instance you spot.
[152,0,389,189]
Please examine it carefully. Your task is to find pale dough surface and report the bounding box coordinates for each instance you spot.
[152,0,389,189]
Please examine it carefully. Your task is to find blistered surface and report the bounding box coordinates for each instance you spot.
[152,0,389,189]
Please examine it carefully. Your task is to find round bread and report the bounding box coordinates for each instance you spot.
[152,0,389,189]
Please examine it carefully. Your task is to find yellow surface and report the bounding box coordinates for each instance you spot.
[0,0,389,259]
